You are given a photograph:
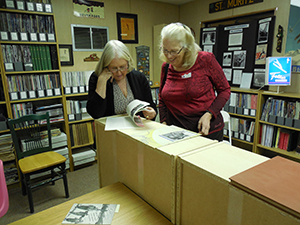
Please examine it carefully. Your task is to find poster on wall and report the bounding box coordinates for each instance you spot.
[117,13,138,44]
[73,0,104,18]
[136,46,150,81]
[255,44,267,65]
[286,0,300,67]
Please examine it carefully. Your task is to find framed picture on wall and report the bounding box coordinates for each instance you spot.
[116,12,138,44]
[59,44,74,66]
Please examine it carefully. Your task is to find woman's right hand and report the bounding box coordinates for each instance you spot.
[99,68,113,83]
[96,68,113,98]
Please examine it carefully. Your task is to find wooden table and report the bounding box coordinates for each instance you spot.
[9,182,173,225]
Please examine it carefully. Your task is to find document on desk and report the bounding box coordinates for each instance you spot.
[62,203,119,224]
[120,125,200,148]
[105,116,137,131]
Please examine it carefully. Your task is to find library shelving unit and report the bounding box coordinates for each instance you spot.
[255,91,300,163]
[224,87,259,152]
[63,90,95,167]
[224,87,300,163]
[0,2,95,187]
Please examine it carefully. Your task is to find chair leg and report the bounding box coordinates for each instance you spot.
[51,169,55,185]
[20,173,27,196]
[24,174,34,213]
[62,164,69,198]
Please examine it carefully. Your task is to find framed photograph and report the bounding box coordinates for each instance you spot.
[59,44,74,66]
[116,12,138,44]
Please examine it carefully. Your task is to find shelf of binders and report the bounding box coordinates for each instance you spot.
[255,91,300,162]
[0,5,55,43]
[62,70,95,169]
[61,71,92,95]
[223,88,258,146]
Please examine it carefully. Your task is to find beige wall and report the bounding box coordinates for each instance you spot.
[52,0,298,93]
[179,0,300,93]
[52,0,179,81]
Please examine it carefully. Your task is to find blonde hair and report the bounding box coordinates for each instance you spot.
[159,22,201,69]
[95,40,135,76]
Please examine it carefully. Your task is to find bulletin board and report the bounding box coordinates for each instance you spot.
[200,12,275,89]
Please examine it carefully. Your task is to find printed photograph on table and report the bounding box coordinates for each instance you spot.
[62,203,118,224]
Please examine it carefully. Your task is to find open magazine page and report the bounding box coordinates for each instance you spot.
[126,99,151,127]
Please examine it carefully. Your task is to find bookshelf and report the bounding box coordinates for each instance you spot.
[223,88,258,152]
[62,70,95,168]
[0,2,95,186]
[255,91,300,163]
[224,88,300,163]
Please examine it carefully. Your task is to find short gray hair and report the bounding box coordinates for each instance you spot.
[95,40,135,76]
[159,23,201,69]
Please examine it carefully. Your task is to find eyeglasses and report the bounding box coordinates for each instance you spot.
[108,66,128,73]
[161,47,184,56]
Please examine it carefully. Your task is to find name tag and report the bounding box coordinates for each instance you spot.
[181,72,191,78]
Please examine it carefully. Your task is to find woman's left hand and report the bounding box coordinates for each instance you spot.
[198,112,212,135]
[143,107,157,120]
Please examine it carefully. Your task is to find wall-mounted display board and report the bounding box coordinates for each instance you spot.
[200,12,275,90]
[136,45,150,81]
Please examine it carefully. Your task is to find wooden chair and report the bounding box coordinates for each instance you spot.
[0,159,9,218]
[7,113,69,213]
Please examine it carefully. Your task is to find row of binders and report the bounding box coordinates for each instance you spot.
[1,0,52,13]
[261,97,300,128]
[225,92,258,117]
[224,117,255,142]
[0,11,55,42]
[7,73,61,100]
[66,100,91,121]
[62,71,92,95]
[260,125,299,152]
[2,44,58,71]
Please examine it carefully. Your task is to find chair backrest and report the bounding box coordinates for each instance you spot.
[7,113,52,160]
[221,110,232,145]
[0,159,9,218]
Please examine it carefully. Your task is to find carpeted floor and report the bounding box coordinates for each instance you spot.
[0,162,99,224]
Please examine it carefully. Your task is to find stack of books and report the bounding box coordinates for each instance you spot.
[0,134,18,185]
[35,103,64,124]
[72,147,96,167]
[0,134,14,162]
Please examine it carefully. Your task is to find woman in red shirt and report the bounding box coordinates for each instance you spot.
[159,23,230,141]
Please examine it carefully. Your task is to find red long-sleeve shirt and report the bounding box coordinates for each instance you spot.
[159,51,231,134]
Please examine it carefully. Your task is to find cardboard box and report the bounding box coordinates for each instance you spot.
[95,115,218,223]
[176,142,269,225]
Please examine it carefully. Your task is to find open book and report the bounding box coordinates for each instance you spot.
[126,99,151,127]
